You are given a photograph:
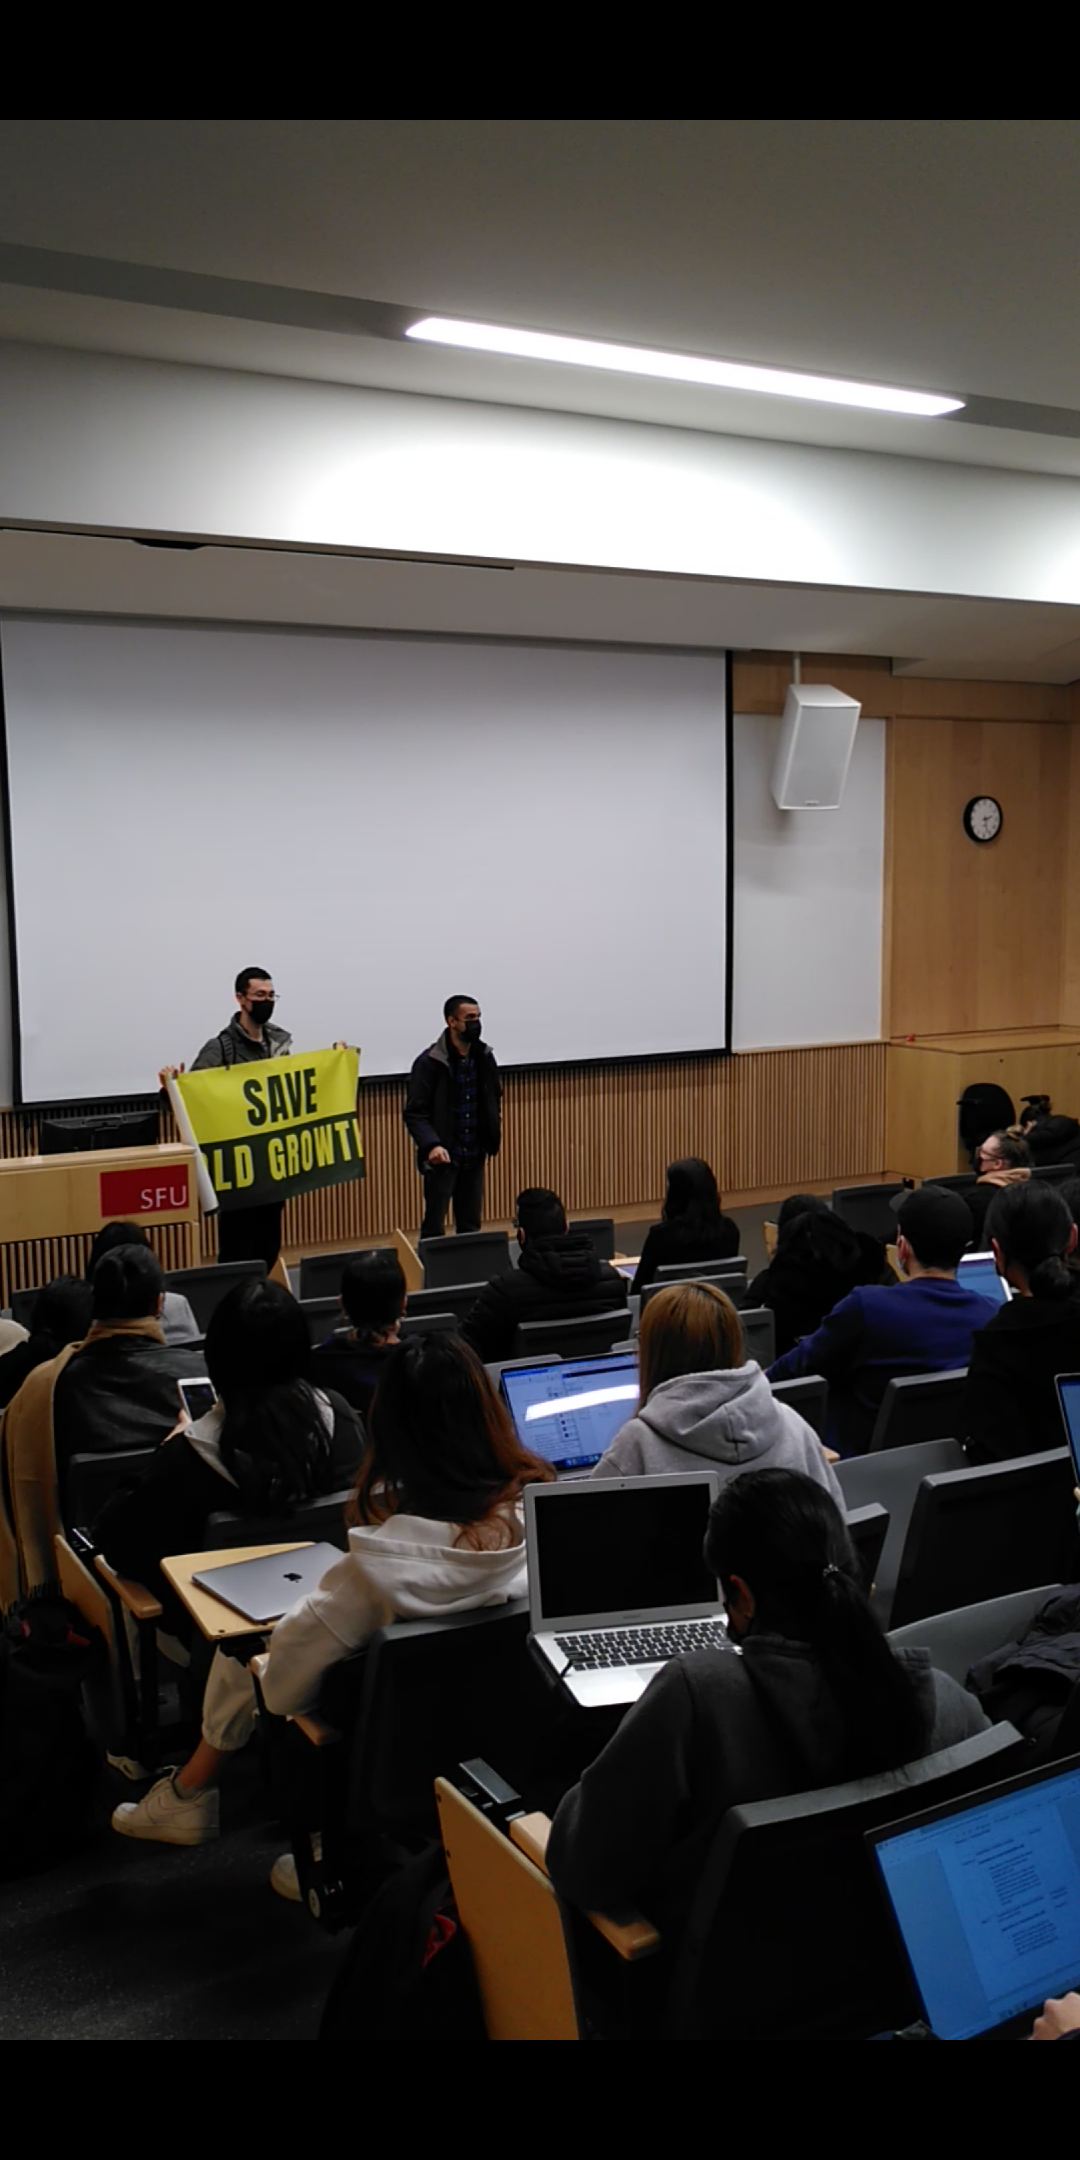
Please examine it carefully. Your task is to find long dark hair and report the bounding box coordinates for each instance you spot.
[775,1194,862,1272]
[662,1158,724,1237]
[704,1469,927,1775]
[351,1333,553,1539]
[985,1180,1075,1302]
[204,1280,332,1511]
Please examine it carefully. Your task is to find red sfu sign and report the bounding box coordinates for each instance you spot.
[99,1166,190,1218]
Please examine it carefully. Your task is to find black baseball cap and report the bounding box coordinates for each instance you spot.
[891,1185,972,1268]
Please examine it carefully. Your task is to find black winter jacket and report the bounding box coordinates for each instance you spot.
[403,1032,501,1168]
[964,1285,1080,1462]
[461,1235,627,1365]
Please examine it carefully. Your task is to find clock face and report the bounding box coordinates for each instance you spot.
[963,795,1003,844]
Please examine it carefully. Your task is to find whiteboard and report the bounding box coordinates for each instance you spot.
[0,617,730,1101]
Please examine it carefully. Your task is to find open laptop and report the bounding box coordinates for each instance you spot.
[192,1542,341,1625]
[501,1353,639,1475]
[1054,1373,1080,1481]
[957,1251,1012,1307]
[868,1755,1080,2040]
[524,1473,731,1708]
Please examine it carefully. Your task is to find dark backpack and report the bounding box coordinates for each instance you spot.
[0,1587,104,1876]
[319,1842,485,2042]
[968,1586,1080,1760]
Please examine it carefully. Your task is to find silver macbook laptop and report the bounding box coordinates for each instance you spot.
[501,1353,639,1475]
[192,1541,341,1625]
[869,1755,1080,2040]
[524,1473,731,1709]
[957,1251,1012,1307]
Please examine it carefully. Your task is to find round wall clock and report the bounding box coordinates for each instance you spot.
[962,796,1003,844]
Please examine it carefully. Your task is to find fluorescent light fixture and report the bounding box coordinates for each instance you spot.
[406,316,964,418]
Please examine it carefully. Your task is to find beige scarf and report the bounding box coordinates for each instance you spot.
[977,1165,1032,1191]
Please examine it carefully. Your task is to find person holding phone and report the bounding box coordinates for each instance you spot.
[159,966,292,1271]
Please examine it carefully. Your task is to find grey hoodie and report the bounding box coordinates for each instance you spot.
[591,1362,843,1509]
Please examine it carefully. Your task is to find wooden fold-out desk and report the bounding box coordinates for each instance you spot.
[886,1028,1080,1181]
[162,1543,311,1640]
[0,1140,200,1271]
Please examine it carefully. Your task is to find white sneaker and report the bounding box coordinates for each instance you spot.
[107,1751,152,1782]
[112,1773,220,1846]
[270,1851,301,1902]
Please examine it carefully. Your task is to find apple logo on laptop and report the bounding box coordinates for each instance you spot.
[283,1571,303,1582]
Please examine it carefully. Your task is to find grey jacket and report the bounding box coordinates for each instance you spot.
[192,1014,293,1070]
[591,1363,844,1509]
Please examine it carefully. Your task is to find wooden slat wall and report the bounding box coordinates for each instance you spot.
[0,1041,888,1292]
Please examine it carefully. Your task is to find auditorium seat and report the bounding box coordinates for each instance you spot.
[513,1309,640,1362]
[844,1501,889,1592]
[419,1230,512,1288]
[66,1447,156,1544]
[406,1282,486,1324]
[739,1307,776,1366]
[887,1583,1062,1687]
[888,1448,1077,1629]
[569,1217,617,1261]
[1031,1164,1077,1186]
[920,1173,976,1197]
[835,1437,967,1626]
[400,1310,458,1338]
[830,1184,907,1242]
[868,1368,968,1452]
[769,1374,827,1439]
[654,1256,747,1281]
[298,1294,340,1347]
[164,1258,266,1330]
[640,1272,748,1313]
[298,1247,396,1301]
[203,1486,354,1554]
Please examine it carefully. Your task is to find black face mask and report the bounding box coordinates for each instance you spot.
[248,998,275,1026]
[462,1018,481,1043]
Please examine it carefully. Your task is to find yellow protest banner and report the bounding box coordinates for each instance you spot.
[172,1047,363,1212]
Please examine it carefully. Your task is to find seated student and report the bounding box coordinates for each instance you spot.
[631,1159,739,1295]
[310,1250,406,1418]
[767,1187,997,1456]
[87,1222,200,1345]
[964,1182,1080,1462]
[0,1244,205,1604]
[96,1278,362,1626]
[591,1281,843,1506]
[547,1468,988,1944]
[0,1276,92,1412]
[966,1131,1032,1247]
[1018,1096,1080,1171]
[109,1333,552,1868]
[746,1194,883,1357]
[461,1188,626,1366]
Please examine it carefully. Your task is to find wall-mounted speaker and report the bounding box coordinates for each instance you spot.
[770,683,861,809]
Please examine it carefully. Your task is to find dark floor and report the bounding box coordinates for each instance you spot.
[0,1747,347,2041]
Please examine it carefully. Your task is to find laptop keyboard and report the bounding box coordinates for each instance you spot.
[555,1619,730,1670]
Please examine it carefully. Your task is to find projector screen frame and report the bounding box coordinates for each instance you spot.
[0,624,734,1110]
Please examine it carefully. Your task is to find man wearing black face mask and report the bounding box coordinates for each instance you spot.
[404,996,502,1238]
[161,968,293,1269]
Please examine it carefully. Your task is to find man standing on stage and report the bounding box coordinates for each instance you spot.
[404,996,502,1238]
[161,967,292,1268]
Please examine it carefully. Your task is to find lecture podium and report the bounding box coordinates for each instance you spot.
[0,1140,200,1256]
[886,1028,1080,1180]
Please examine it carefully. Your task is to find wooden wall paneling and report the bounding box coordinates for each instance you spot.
[1060,724,1080,1027]
[884,717,1069,1039]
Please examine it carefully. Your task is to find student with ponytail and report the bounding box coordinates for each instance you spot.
[964,1181,1080,1462]
[548,1469,985,1941]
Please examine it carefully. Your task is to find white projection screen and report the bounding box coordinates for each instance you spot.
[0,616,730,1103]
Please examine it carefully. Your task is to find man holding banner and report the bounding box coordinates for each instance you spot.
[162,969,364,1272]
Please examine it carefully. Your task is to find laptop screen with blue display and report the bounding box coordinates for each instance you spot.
[870,1761,1080,2040]
[501,1354,639,1471]
[956,1252,1010,1307]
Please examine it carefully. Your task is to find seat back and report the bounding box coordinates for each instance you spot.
[887,1583,1062,1687]
[640,1272,748,1313]
[9,1286,38,1331]
[202,1486,354,1554]
[406,1282,485,1324]
[1032,1163,1077,1186]
[830,1183,907,1241]
[654,1256,747,1283]
[66,1447,157,1538]
[868,1367,968,1452]
[738,1306,776,1367]
[298,1247,397,1301]
[664,1722,1024,2041]
[569,1218,616,1262]
[835,1437,967,1626]
[54,1530,126,1750]
[921,1172,976,1197]
[399,1310,459,1339]
[419,1231,512,1288]
[164,1258,266,1330]
[350,1603,537,1838]
[845,1502,889,1591]
[512,1308,634,1362]
[769,1374,828,1439]
[435,1778,580,2041]
[889,1448,1078,1629]
[298,1295,341,1348]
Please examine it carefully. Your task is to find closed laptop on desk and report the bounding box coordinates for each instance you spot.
[524,1473,729,1709]
[193,1542,339,1625]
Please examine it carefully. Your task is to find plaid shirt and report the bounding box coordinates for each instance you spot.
[451,1049,480,1164]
